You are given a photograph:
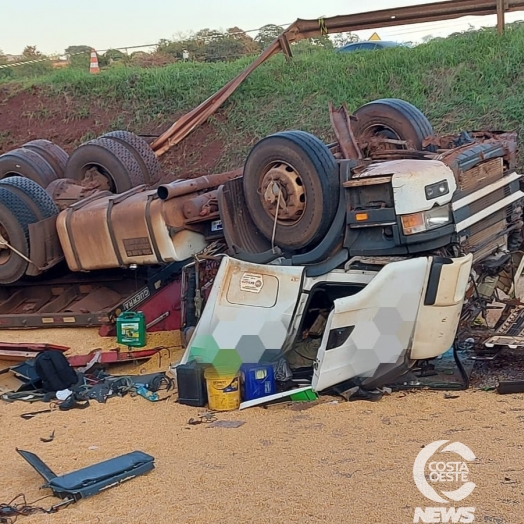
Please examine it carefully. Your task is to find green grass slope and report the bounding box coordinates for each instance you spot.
[2,22,524,170]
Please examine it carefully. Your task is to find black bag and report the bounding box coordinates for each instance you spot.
[34,350,78,393]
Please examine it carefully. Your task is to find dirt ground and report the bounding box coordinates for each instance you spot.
[0,87,228,181]
[0,385,522,524]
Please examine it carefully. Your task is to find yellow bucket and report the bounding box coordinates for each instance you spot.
[204,368,240,411]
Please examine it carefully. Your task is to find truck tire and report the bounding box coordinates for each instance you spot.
[0,186,39,283]
[243,130,339,250]
[23,139,69,179]
[101,131,162,185]
[352,98,436,152]
[0,148,58,188]
[0,176,59,220]
[64,137,146,193]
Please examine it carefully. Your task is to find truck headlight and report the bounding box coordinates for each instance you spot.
[425,179,449,200]
[401,205,451,235]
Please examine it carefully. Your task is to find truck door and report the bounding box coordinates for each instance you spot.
[312,255,472,392]
[180,255,305,367]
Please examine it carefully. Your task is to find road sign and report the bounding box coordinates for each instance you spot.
[369,32,381,41]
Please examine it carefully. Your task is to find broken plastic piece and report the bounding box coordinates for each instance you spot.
[16,448,154,500]
[40,431,55,443]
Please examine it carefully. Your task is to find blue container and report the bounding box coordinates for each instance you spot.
[240,364,276,401]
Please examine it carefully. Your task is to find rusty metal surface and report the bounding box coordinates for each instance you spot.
[46,179,100,210]
[0,263,185,329]
[26,217,64,276]
[151,41,283,155]
[328,102,363,160]
[343,176,392,188]
[285,1,524,40]
[182,192,218,219]
[435,132,518,177]
[161,192,208,231]
[157,168,242,200]
[64,286,123,313]
[457,157,503,193]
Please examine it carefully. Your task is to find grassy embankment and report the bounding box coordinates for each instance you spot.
[2,23,524,170]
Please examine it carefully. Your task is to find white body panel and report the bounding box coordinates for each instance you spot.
[358,159,456,214]
[180,256,304,366]
[311,257,431,392]
[410,254,473,360]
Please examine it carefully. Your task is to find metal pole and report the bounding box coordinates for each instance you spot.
[497,0,506,34]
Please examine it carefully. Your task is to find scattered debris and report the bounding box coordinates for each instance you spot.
[40,431,55,443]
[188,411,218,425]
[0,493,65,523]
[497,380,524,394]
[20,409,54,420]
[0,343,69,362]
[67,348,163,368]
[208,420,244,429]
[444,393,460,399]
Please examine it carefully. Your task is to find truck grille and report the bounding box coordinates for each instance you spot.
[468,186,510,216]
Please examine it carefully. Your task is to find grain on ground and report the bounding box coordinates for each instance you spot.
[0,389,522,524]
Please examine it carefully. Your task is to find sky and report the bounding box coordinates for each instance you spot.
[1,0,523,56]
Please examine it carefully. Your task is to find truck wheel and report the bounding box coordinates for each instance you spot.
[0,187,39,284]
[0,176,59,219]
[0,148,58,188]
[64,137,146,193]
[101,131,162,185]
[22,139,69,179]
[243,130,339,250]
[352,98,436,152]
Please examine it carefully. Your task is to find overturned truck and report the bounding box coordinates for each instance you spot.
[0,97,523,394]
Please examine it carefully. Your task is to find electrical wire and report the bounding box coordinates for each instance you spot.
[0,493,68,524]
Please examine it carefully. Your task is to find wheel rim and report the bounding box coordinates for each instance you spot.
[258,161,306,226]
[358,124,405,150]
[0,224,12,265]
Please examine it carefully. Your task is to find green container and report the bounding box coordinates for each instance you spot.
[290,388,318,402]
[116,311,146,347]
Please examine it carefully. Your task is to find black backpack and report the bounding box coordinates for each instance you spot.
[34,350,78,393]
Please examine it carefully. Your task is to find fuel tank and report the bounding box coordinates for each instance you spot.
[56,186,208,271]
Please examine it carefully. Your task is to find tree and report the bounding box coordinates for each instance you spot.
[227,27,260,55]
[421,34,434,43]
[0,50,11,80]
[104,48,127,64]
[255,24,284,49]
[333,32,359,47]
[65,45,93,69]
[65,45,92,57]
[22,45,43,58]
[292,33,334,55]
[157,27,257,63]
